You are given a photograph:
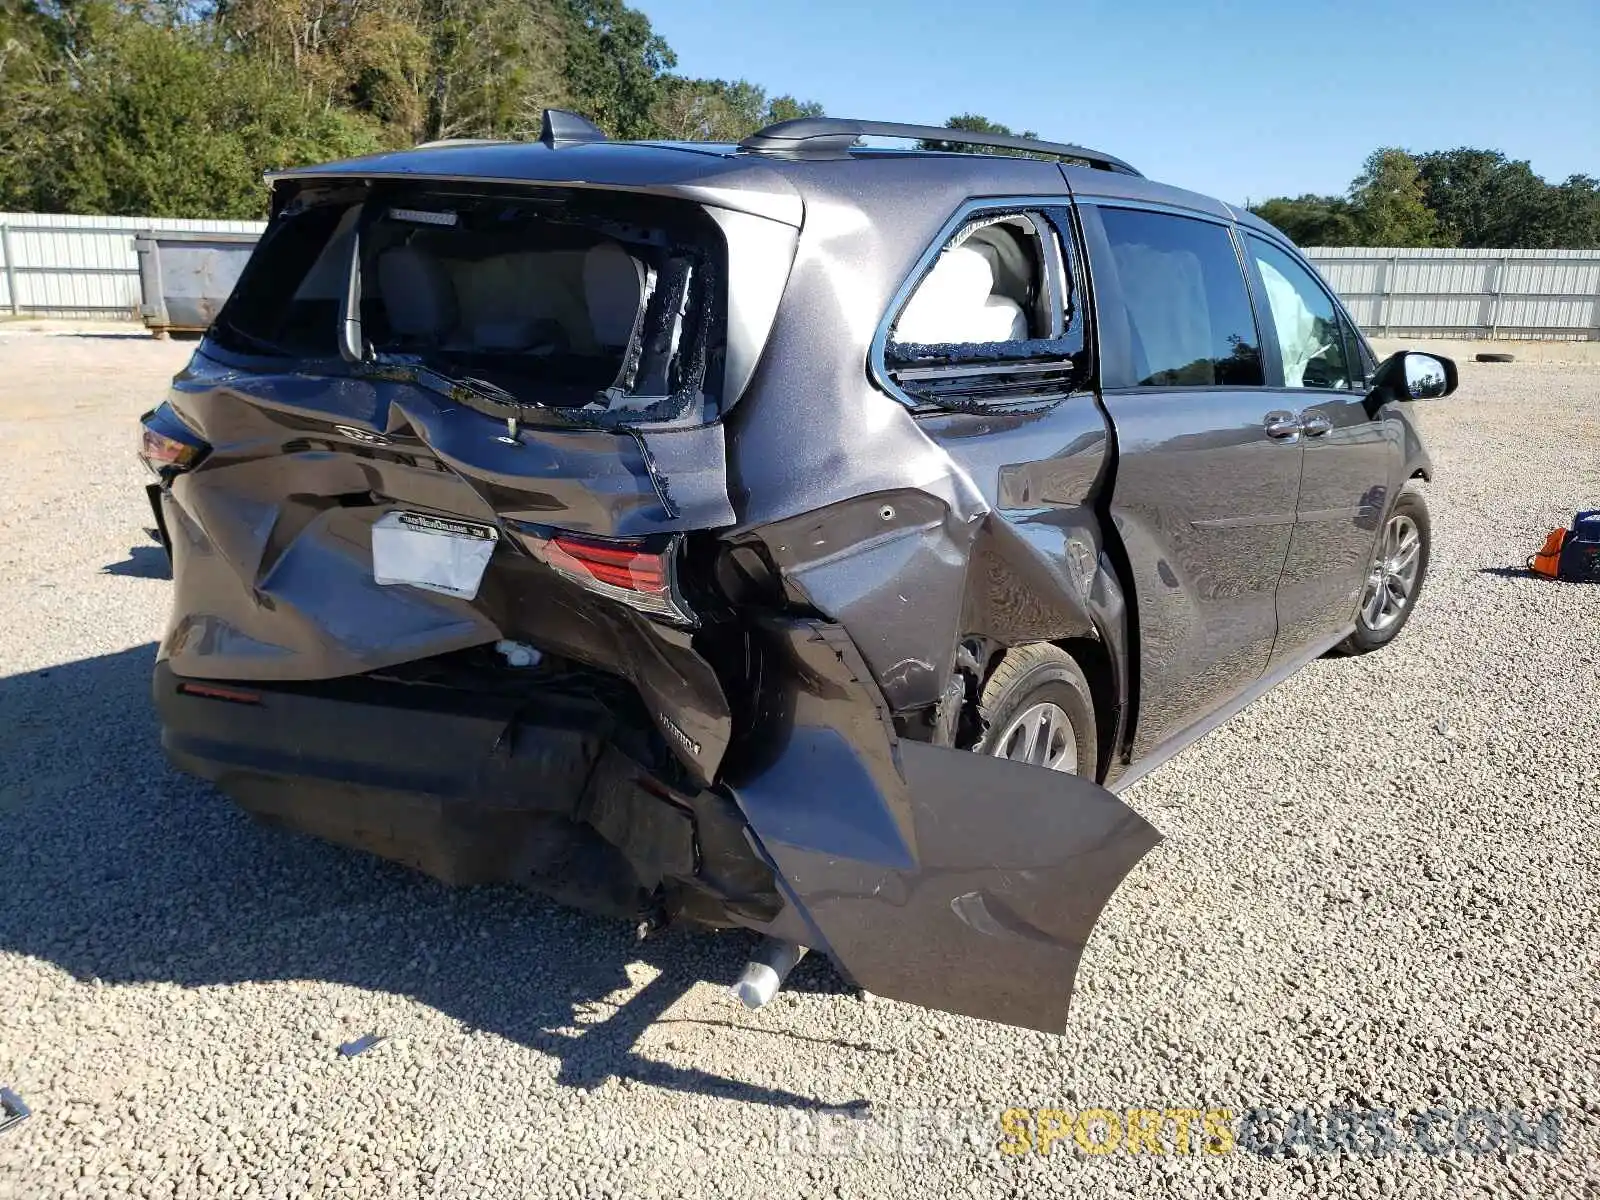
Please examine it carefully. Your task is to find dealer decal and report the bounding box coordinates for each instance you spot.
[396,511,499,542]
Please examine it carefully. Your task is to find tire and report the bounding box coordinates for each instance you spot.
[974,644,1098,779]
[1335,483,1431,655]
[1475,352,1515,363]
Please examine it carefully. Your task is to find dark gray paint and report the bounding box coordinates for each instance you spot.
[727,620,1159,1032]
[1269,389,1398,669]
[1093,385,1304,756]
[150,135,1445,1030]
[268,140,807,227]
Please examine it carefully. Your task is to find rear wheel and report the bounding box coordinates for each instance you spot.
[1336,484,1431,655]
[975,644,1098,779]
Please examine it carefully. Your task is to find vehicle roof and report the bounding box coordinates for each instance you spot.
[272,138,1260,236]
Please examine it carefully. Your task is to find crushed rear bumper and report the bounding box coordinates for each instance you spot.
[155,619,1161,1033]
[153,661,777,923]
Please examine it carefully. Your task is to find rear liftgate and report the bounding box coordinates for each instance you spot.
[729,619,1160,1033]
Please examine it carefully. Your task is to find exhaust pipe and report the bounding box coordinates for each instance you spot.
[730,939,807,1009]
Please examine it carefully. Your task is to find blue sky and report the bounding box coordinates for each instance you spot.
[643,0,1598,205]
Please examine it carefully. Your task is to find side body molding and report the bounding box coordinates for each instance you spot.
[726,619,1161,1031]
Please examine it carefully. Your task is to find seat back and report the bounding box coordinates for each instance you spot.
[376,245,458,343]
[584,243,647,348]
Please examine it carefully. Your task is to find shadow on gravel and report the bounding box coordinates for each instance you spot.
[102,546,171,580]
[1479,564,1598,583]
[0,644,864,1113]
[0,331,155,342]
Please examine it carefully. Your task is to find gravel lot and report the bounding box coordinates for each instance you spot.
[0,332,1596,1199]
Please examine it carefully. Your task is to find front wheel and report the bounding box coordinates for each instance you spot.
[1335,484,1431,655]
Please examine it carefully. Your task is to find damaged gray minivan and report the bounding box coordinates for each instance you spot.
[143,113,1457,1032]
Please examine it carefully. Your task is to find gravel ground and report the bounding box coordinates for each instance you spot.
[0,332,1596,1199]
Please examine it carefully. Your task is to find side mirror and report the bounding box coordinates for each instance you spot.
[1371,350,1458,402]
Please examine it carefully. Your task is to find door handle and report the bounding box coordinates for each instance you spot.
[1300,412,1332,437]
[1263,410,1301,440]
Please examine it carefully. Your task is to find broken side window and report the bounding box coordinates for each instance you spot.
[883,208,1087,407]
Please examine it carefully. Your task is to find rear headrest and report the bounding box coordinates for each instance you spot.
[583,242,646,348]
[377,246,457,339]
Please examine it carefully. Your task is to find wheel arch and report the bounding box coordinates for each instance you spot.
[1051,635,1119,785]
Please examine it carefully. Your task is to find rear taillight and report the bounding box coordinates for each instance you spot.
[512,527,694,625]
[176,681,261,705]
[139,403,208,477]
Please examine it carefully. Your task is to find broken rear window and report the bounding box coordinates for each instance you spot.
[210,196,358,359]
[212,185,726,425]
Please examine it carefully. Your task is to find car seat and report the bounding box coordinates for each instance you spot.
[584,242,647,349]
[376,245,458,346]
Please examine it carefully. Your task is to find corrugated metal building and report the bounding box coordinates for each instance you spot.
[0,212,265,320]
[1303,247,1600,341]
[2,212,1597,339]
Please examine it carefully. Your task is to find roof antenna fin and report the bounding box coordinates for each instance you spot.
[539,109,607,149]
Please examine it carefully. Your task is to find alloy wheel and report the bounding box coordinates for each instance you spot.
[1360,512,1422,632]
[990,701,1079,773]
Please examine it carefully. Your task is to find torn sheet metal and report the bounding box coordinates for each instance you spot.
[728,620,1160,1031]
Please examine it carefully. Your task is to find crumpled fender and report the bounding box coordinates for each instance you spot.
[725,618,1160,1032]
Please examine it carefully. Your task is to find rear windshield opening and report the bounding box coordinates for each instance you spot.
[211,197,356,359]
[212,185,726,423]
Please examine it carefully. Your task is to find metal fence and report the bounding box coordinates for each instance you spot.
[3,213,1598,340]
[1303,247,1600,341]
[0,212,264,320]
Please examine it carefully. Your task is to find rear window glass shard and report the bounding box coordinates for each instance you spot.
[883,207,1086,406]
[212,185,726,427]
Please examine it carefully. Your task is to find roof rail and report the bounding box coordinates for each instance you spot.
[738,118,1141,176]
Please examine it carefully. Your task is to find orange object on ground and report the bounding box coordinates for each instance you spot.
[1529,529,1567,578]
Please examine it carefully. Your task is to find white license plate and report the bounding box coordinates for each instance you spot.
[371,511,499,600]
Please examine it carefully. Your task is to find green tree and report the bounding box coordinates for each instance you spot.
[1350,148,1438,246]
[1254,147,1600,249]
[1415,148,1552,248]
[920,113,1040,156]
[0,4,383,216]
[210,0,571,143]
[559,0,673,138]
[648,76,821,142]
[417,0,571,141]
[1547,175,1600,248]
[1249,194,1361,246]
[762,94,823,126]
[0,2,64,206]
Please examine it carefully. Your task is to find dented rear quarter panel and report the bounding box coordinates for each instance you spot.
[724,157,1129,727]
